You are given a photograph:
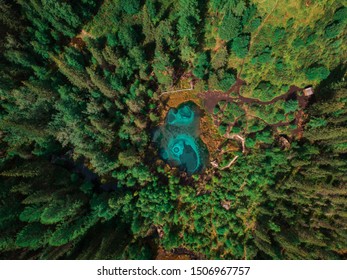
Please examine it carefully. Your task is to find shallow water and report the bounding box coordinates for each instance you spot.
[153,102,208,174]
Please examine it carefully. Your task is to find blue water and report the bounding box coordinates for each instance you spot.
[167,105,195,126]
[153,102,208,174]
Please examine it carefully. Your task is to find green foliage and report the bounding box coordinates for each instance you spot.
[283,99,298,114]
[118,149,140,168]
[40,199,84,224]
[307,117,327,129]
[211,47,228,69]
[219,71,236,91]
[305,66,330,81]
[324,21,344,39]
[49,214,98,246]
[193,52,210,79]
[0,0,346,261]
[177,0,201,47]
[118,25,138,49]
[333,6,347,22]
[121,0,141,15]
[231,34,250,58]
[16,223,49,249]
[219,13,241,41]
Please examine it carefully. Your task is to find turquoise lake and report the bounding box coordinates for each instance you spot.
[153,102,209,174]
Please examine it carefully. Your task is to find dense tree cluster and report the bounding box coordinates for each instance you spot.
[0,0,346,260]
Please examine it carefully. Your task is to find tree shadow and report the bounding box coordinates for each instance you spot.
[315,63,347,100]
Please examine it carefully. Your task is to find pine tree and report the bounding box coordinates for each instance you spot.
[51,55,94,90]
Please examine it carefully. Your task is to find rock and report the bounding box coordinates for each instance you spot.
[221,200,231,210]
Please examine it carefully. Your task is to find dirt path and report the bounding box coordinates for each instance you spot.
[171,0,307,140]
[235,85,303,105]
[201,80,303,113]
[159,86,193,97]
[200,80,309,138]
[292,95,310,138]
[70,29,95,50]
[200,91,233,114]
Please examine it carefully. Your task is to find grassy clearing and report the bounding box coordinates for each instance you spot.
[232,0,346,100]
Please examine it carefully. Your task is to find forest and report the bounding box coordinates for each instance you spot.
[0,0,346,260]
